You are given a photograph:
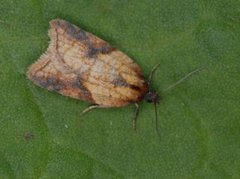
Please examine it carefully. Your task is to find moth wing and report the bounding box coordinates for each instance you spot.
[47,19,116,74]
[49,19,148,107]
[28,19,148,107]
[27,52,94,103]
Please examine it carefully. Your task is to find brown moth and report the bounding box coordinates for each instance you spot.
[27,19,161,130]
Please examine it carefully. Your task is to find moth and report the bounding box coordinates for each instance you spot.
[27,19,200,130]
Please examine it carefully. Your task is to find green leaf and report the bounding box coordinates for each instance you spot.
[1,0,240,178]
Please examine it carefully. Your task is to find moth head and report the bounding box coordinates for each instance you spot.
[144,90,161,104]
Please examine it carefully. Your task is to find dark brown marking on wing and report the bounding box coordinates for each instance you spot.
[72,75,93,100]
[64,21,88,41]
[54,19,88,42]
[87,47,98,58]
[56,20,116,58]
[98,45,116,54]
[56,20,61,28]
[31,75,65,91]
[47,76,65,91]
[112,76,128,87]
[87,45,115,58]
[112,76,144,92]
[31,75,49,89]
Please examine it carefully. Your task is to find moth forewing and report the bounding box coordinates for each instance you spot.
[27,19,149,108]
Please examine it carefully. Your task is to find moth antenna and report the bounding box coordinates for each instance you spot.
[162,66,205,93]
[148,63,160,86]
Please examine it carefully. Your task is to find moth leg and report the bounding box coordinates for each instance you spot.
[133,103,140,131]
[80,104,106,116]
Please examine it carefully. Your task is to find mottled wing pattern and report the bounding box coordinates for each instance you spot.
[27,19,148,107]
[27,52,93,103]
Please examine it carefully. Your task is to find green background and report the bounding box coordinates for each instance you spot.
[0,0,240,178]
